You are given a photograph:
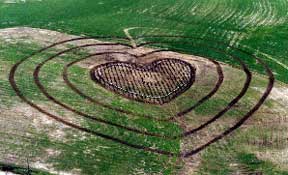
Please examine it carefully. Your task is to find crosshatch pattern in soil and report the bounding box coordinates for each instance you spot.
[90,58,196,104]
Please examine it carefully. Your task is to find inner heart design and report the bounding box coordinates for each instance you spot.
[90,58,196,104]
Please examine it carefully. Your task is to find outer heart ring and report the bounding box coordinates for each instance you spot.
[9,35,274,157]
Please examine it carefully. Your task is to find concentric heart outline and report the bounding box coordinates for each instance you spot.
[9,35,274,157]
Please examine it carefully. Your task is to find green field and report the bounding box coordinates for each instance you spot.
[0,0,288,82]
[0,0,288,175]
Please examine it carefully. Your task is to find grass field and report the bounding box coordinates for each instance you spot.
[0,0,288,175]
[0,0,288,83]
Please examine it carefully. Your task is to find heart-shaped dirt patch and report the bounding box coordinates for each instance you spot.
[90,58,196,104]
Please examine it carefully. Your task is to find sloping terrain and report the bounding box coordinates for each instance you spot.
[0,27,287,175]
[0,0,288,175]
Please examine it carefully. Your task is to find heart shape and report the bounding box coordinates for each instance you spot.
[10,36,274,158]
[90,58,196,104]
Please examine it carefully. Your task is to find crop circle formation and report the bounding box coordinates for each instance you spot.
[9,35,274,158]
